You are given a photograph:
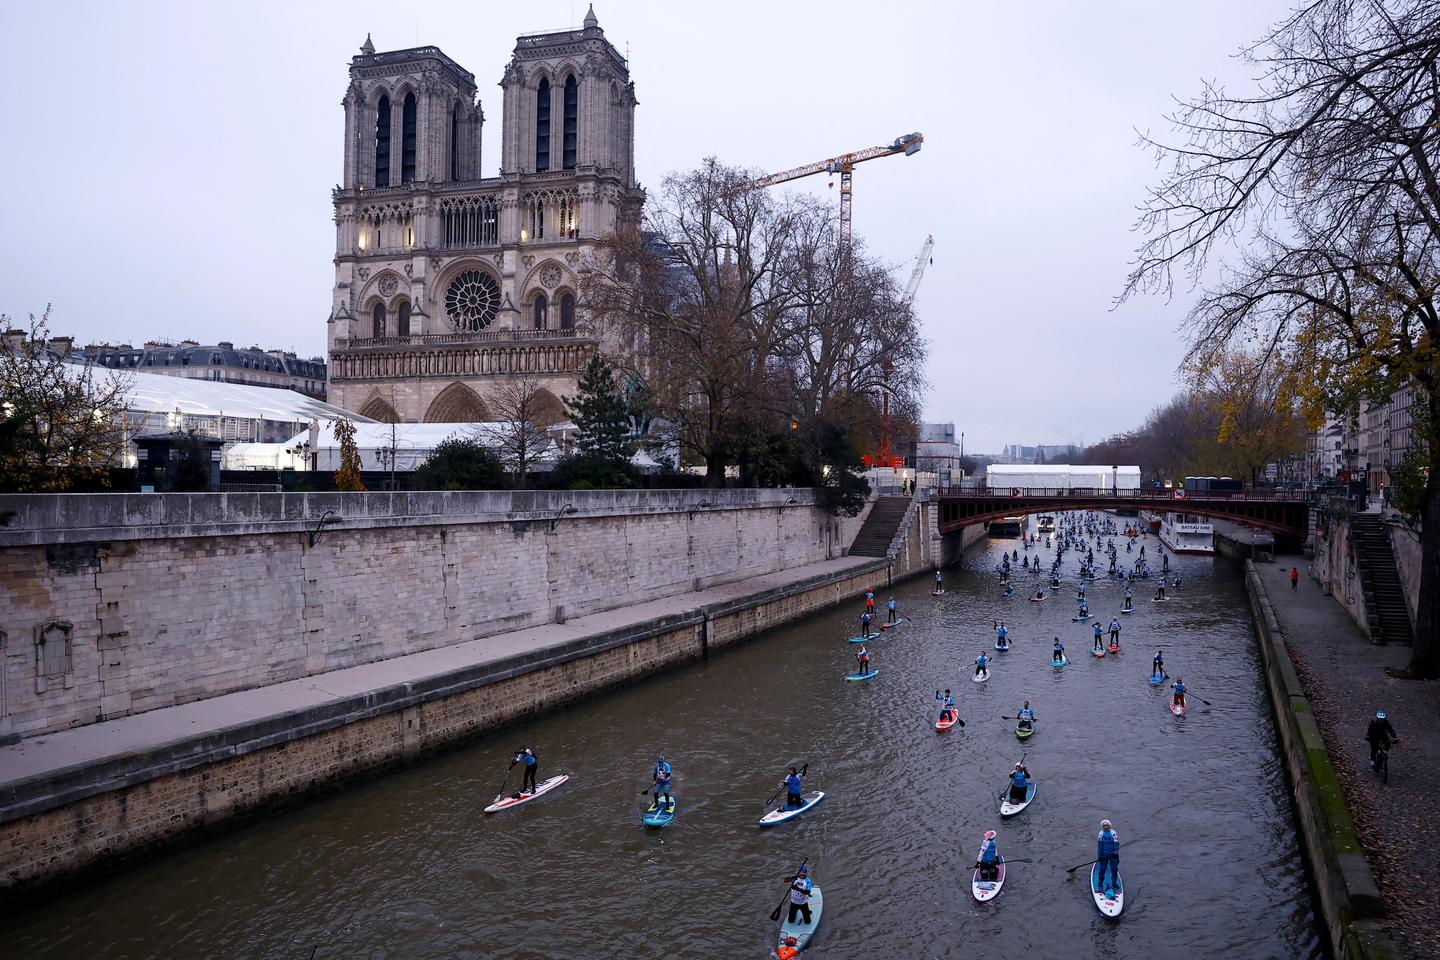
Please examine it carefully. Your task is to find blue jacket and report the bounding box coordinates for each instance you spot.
[1097,829,1120,858]
[996,626,1008,639]
[785,773,803,795]
[514,750,536,767]
[1173,681,1186,695]
[980,838,999,863]
[887,599,897,611]
[654,761,671,783]
[976,654,988,667]
[1017,706,1034,721]
[1011,769,1029,788]
[936,692,955,708]
[1109,620,1121,632]
[1093,624,1103,637]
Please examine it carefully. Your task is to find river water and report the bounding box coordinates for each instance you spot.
[11,516,1322,959]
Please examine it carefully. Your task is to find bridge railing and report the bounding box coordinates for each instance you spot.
[938,486,1316,502]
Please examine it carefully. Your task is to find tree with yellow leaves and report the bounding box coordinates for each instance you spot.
[1123,0,1440,676]
[333,418,365,492]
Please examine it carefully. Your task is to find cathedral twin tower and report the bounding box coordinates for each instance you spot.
[327,6,641,424]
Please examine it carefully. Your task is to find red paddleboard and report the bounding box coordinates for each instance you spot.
[936,709,959,731]
[1170,699,1187,716]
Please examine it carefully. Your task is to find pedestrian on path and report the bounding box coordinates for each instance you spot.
[1290,567,1299,591]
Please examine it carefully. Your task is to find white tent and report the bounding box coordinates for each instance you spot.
[986,464,1141,491]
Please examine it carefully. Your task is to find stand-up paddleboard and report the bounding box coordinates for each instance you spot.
[972,847,1006,902]
[973,670,990,684]
[994,640,1011,652]
[1030,595,1046,602]
[879,617,907,631]
[1170,697,1187,716]
[1092,647,1106,658]
[847,634,880,644]
[936,709,960,732]
[999,780,1036,817]
[1051,655,1068,669]
[1147,673,1168,686]
[1150,597,1169,603]
[1121,607,1134,614]
[1073,614,1091,622]
[759,790,825,827]
[642,796,677,828]
[844,669,879,682]
[1015,721,1035,740]
[1091,862,1124,917]
[484,774,569,813]
[776,885,823,959]
[1108,641,1121,655]
[932,589,946,596]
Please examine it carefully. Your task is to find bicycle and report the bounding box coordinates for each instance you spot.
[1368,738,1397,783]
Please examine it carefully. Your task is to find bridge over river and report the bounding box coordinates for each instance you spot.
[937,488,1315,546]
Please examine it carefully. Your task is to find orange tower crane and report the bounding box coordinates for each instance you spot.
[752,132,924,253]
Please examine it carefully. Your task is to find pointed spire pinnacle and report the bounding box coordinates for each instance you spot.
[360,33,375,55]
[583,4,598,29]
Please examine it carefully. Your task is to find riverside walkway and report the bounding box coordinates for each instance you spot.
[1268,564,1439,959]
[0,554,883,868]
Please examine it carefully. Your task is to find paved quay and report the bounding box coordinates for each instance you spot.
[1267,564,1440,960]
[0,554,882,817]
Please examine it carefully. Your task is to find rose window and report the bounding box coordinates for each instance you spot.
[445,270,501,331]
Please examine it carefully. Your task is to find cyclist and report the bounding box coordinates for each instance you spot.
[1365,711,1399,771]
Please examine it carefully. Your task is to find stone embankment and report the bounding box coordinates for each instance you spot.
[0,488,958,899]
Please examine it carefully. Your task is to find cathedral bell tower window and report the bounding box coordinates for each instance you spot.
[372,302,387,338]
[533,294,548,330]
[374,95,391,188]
[536,78,551,172]
[562,76,578,170]
[450,108,461,181]
[559,293,575,330]
[401,93,417,183]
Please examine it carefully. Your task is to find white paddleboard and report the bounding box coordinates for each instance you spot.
[484,774,569,813]
[759,790,825,826]
[999,780,1036,817]
[776,884,823,959]
[973,670,990,683]
[1091,862,1124,917]
[972,848,1006,902]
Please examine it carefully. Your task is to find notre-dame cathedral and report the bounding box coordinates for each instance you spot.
[326,6,641,423]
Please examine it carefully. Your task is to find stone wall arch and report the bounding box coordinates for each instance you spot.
[425,382,490,423]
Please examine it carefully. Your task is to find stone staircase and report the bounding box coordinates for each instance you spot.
[849,496,912,558]
[1350,514,1414,645]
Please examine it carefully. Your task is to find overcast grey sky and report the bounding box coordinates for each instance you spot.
[0,0,1295,452]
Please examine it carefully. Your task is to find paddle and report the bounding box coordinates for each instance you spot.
[1000,715,1038,722]
[1065,841,1141,873]
[771,858,807,921]
[1183,690,1213,706]
[763,764,807,808]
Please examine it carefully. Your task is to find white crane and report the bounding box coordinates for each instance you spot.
[903,234,934,305]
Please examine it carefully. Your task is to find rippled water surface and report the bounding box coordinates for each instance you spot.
[12,519,1322,959]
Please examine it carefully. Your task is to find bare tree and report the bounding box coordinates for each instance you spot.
[1,308,131,492]
[584,159,804,486]
[487,373,562,488]
[1122,0,1440,676]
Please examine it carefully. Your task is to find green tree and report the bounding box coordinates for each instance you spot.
[333,418,366,492]
[414,436,505,490]
[564,355,630,465]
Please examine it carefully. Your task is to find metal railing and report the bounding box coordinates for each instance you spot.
[939,487,1318,502]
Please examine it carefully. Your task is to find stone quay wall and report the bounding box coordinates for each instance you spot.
[1244,562,1400,960]
[0,557,887,899]
[0,490,869,741]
